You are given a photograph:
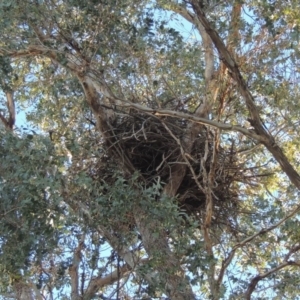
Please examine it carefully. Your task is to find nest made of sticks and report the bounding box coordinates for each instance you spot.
[97,111,247,230]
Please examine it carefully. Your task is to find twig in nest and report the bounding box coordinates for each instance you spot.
[160,120,205,194]
[141,119,148,141]
[156,152,172,171]
[203,129,220,252]
[121,118,149,141]
[132,124,140,141]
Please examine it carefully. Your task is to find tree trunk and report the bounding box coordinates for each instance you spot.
[134,206,196,300]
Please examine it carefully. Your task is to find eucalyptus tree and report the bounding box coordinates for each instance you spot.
[1,0,300,299]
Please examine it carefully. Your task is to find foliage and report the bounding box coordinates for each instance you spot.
[0,0,300,299]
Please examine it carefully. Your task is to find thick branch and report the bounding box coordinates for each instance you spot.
[6,91,15,129]
[163,2,214,117]
[245,260,300,299]
[246,244,300,298]
[84,264,131,299]
[0,91,15,130]
[227,1,242,52]
[168,3,214,80]
[69,240,85,300]
[233,204,300,251]
[220,203,300,286]
[190,1,300,189]
[118,103,264,141]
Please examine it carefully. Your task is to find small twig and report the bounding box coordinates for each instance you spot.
[156,153,166,171]
[132,123,140,141]
[141,119,148,141]
[160,120,205,194]
[156,152,173,171]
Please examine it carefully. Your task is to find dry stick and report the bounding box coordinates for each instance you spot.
[161,119,222,297]
[160,121,205,194]
[191,1,300,189]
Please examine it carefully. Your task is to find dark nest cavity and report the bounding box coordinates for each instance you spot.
[100,112,248,229]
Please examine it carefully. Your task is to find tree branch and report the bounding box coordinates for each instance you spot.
[6,91,15,129]
[119,103,264,141]
[245,259,300,299]
[84,264,131,299]
[227,1,242,52]
[190,0,300,189]
[217,249,235,286]
[1,45,266,143]
[162,1,215,117]
[0,91,15,130]
[220,203,300,288]
[233,204,300,251]
[69,239,85,300]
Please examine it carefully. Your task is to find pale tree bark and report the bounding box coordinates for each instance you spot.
[14,283,33,300]
[160,1,216,199]
[84,264,131,299]
[0,91,15,130]
[190,0,300,190]
[13,280,43,300]
[69,239,85,300]
[160,3,224,299]
[125,5,214,292]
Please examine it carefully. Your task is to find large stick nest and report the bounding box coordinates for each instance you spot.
[98,111,248,230]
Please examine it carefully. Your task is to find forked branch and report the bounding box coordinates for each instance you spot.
[190,0,300,189]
